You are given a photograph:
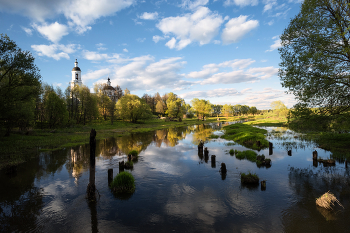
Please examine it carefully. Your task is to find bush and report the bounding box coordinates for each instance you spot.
[110,171,135,193]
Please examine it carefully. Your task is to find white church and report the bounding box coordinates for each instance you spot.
[70,59,118,101]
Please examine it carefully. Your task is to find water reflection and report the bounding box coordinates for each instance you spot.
[1,123,349,232]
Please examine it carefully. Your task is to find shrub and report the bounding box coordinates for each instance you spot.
[110,171,135,193]
[229,149,235,155]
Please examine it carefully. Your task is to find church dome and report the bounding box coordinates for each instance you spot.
[72,67,81,71]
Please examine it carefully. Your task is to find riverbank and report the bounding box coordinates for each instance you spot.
[0,116,246,170]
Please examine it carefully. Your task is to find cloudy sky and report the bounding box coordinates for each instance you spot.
[0,0,303,109]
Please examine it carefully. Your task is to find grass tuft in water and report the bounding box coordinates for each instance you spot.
[110,171,135,193]
[241,172,259,184]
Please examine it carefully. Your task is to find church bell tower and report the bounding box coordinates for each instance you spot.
[70,59,82,89]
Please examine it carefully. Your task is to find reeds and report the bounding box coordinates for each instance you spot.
[316,191,344,210]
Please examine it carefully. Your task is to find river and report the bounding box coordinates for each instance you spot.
[1,122,349,232]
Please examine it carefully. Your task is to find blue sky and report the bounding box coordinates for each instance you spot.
[0,0,303,109]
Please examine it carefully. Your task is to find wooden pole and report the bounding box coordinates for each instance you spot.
[269,142,273,155]
[211,155,216,168]
[108,169,113,186]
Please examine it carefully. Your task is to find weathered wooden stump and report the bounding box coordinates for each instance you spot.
[346,160,348,168]
[220,163,227,174]
[211,155,216,168]
[108,169,113,186]
[204,147,209,156]
[261,180,266,191]
[313,160,318,167]
[264,158,271,166]
[288,150,292,156]
[269,142,273,155]
[312,150,318,160]
[257,140,261,147]
[128,154,132,162]
[119,161,125,173]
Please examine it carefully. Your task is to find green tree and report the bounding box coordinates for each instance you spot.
[156,100,165,116]
[45,91,68,128]
[249,106,258,115]
[212,104,222,117]
[191,98,212,120]
[232,104,242,116]
[222,104,232,117]
[241,105,250,115]
[0,34,41,135]
[115,94,152,123]
[279,0,350,115]
[166,92,186,119]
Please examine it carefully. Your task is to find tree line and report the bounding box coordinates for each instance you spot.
[0,34,263,136]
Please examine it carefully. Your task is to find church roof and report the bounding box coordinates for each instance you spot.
[72,67,81,71]
[103,85,116,90]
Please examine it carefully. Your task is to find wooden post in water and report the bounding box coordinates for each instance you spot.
[345,160,348,169]
[288,150,292,156]
[211,155,216,168]
[198,141,204,154]
[269,142,273,155]
[108,169,113,186]
[119,161,125,173]
[257,141,261,147]
[87,128,96,200]
[261,180,266,191]
[204,147,209,156]
[220,163,227,180]
[312,150,318,160]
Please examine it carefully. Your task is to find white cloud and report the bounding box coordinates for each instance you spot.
[123,48,128,52]
[137,38,146,42]
[247,66,278,79]
[180,0,209,10]
[33,22,69,43]
[187,59,255,79]
[224,0,258,7]
[0,0,135,34]
[153,35,169,43]
[222,15,259,44]
[83,68,111,81]
[157,6,223,49]
[22,27,32,35]
[263,0,277,12]
[213,40,221,44]
[111,56,191,91]
[31,44,77,60]
[180,88,243,99]
[96,43,107,51]
[267,20,274,26]
[266,36,282,52]
[201,70,259,85]
[165,38,177,49]
[83,50,110,60]
[139,12,158,20]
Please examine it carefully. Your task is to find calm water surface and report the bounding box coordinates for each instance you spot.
[1,123,349,233]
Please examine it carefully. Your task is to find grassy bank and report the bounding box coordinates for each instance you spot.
[0,116,245,170]
[221,123,269,150]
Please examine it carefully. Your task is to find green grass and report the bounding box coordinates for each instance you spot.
[221,123,269,150]
[110,171,135,193]
[129,150,138,157]
[244,117,287,127]
[209,134,220,139]
[241,172,259,184]
[235,150,258,162]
